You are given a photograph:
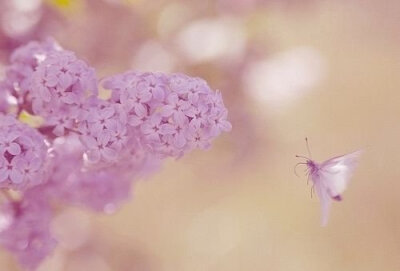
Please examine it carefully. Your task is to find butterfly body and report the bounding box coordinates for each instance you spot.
[305,159,319,177]
[306,159,344,199]
[296,141,361,226]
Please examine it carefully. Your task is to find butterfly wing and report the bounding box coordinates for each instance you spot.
[311,150,361,226]
[319,150,362,199]
[312,177,332,226]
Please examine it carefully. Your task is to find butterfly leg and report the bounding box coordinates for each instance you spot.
[310,184,315,199]
[294,162,307,177]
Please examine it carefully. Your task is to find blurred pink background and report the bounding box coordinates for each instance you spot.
[1,0,399,270]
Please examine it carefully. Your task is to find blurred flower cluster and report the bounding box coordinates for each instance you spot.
[0,0,60,57]
[0,39,231,270]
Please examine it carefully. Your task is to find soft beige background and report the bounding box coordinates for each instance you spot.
[0,0,399,270]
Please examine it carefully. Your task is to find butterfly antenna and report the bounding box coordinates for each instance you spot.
[295,155,309,160]
[305,137,312,159]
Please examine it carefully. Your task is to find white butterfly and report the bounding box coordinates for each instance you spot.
[295,138,361,226]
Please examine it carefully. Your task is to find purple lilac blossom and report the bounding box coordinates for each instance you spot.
[0,193,56,271]
[103,71,232,158]
[0,39,231,270]
[77,100,128,165]
[29,50,98,137]
[30,50,98,114]
[40,136,157,213]
[0,114,48,190]
[0,39,60,112]
[54,168,134,213]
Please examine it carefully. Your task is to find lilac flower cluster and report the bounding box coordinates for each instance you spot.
[103,72,232,158]
[0,115,48,190]
[0,191,56,271]
[0,39,60,110]
[0,39,231,270]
